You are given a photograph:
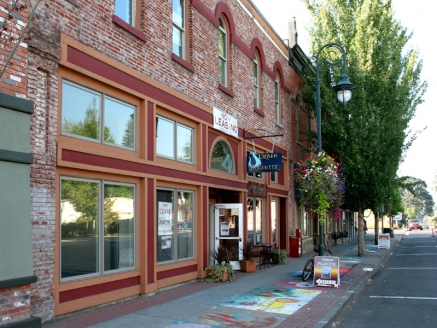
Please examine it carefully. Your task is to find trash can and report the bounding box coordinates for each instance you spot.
[289,236,302,258]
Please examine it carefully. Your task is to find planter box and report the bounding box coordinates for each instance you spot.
[239,260,257,272]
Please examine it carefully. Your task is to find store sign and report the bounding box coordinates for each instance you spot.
[314,256,340,287]
[378,233,390,248]
[247,151,282,173]
[213,107,238,138]
[248,181,267,197]
[158,202,172,236]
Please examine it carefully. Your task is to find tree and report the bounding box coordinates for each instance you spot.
[400,177,435,220]
[302,0,427,256]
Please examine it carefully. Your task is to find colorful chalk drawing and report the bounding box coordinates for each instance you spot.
[198,310,278,327]
[168,322,212,328]
[220,285,320,315]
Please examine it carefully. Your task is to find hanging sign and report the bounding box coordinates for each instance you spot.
[247,151,282,173]
[378,233,390,248]
[213,107,238,138]
[314,256,340,287]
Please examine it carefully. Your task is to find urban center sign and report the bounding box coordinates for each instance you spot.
[213,107,238,138]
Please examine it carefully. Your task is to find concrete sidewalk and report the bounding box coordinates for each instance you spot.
[44,232,401,328]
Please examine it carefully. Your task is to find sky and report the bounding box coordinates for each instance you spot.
[251,0,437,205]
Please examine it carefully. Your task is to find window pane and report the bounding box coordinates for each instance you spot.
[172,26,183,57]
[271,171,277,183]
[62,82,100,141]
[103,184,135,271]
[157,190,175,263]
[177,191,194,259]
[115,0,133,25]
[104,98,135,149]
[271,200,277,245]
[172,0,184,27]
[156,117,175,158]
[218,29,226,58]
[219,59,226,85]
[61,179,99,279]
[211,140,234,174]
[176,124,193,162]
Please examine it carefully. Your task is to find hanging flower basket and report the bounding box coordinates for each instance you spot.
[294,152,344,223]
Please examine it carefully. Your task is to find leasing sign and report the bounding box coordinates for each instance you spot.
[213,107,238,138]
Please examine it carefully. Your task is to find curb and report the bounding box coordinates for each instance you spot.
[314,236,403,328]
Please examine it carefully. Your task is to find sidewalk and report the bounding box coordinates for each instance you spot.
[44,232,401,328]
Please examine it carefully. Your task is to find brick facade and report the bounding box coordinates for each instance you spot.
[1,0,317,324]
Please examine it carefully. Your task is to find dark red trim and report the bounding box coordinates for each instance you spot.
[157,264,197,280]
[59,276,140,303]
[215,2,235,40]
[233,35,254,59]
[218,83,234,97]
[171,53,195,72]
[202,186,208,268]
[254,107,265,117]
[267,186,288,196]
[147,178,155,284]
[190,0,219,27]
[62,149,248,190]
[66,47,212,124]
[273,61,291,94]
[112,15,147,42]
[202,125,207,172]
[251,39,265,70]
[147,102,154,161]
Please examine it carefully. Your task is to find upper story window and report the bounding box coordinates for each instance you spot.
[218,17,228,86]
[253,51,260,109]
[172,0,185,58]
[275,72,281,124]
[156,115,193,163]
[296,96,301,143]
[61,80,136,150]
[115,0,135,25]
[210,140,235,174]
[270,171,277,184]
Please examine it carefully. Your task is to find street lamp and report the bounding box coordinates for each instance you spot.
[315,43,354,256]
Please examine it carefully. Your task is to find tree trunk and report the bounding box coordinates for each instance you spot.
[374,211,379,245]
[358,207,364,257]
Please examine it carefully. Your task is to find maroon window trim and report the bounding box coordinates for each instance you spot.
[171,53,195,72]
[254,107,265,117]
[218,83,235,97]
[112,15,147,42]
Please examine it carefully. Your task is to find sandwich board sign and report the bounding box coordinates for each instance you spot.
[378,233,390,249]
[314,256,340,288]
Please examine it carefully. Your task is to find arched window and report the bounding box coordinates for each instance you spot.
[210,140,234,174]
[253,51,260,109]
[218,17,228,86]
[275,72,280,124]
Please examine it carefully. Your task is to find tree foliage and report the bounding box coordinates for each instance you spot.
[301,0,427,256]
[400,177,435,219]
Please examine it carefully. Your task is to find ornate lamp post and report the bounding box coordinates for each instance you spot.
[315,43,354,255]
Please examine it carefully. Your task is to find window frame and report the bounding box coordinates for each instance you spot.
[247,197,264,245]
[172,0,186,59]
[156,115,194,164]
[253,51,260,109]
[275,72,281,124]
[156,187,196,264]
[61,80,137,151]
[218,16,228,87]
[210,139,235,175]
[60,176,136,283]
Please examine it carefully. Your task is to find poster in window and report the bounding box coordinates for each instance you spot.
[158,202,173,235]
[220,222,230,236]
[161,235,172,249]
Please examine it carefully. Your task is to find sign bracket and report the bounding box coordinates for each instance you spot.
[243,128,283,140]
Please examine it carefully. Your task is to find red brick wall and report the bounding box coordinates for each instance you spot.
[23,0,303,321]
[0,285,32,324]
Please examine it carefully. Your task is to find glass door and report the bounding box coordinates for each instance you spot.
[214,203,243,270]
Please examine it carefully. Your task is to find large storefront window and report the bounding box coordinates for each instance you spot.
[271,200,278,245]
[60,178,135,281]
[247,198,263,245]
[157,188,194,263]
[61,81,136,150]
[303,207,310,237]
[210,140,234,174]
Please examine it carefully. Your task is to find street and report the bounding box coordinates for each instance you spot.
[335,229,437,327]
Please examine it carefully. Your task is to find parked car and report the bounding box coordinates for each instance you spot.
[408,219,422,231]
[421,222,429,229]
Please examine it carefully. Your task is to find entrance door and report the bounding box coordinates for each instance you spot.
[212,203,243,270]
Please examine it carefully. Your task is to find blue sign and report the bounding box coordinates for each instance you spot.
[247,152,282,173]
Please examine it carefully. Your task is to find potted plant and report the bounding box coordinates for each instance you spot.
[205,245,234,282]
[239,240,257,272]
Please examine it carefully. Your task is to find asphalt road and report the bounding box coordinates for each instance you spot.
[335,229,437,327]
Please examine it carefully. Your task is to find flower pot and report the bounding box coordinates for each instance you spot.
[239,260,257,272]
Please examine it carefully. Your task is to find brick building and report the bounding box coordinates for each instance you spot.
[0,0,321,325]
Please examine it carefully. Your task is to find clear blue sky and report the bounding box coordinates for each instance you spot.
[251,0,437,204]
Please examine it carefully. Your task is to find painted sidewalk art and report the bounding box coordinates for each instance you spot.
[220,285,321,315]
[168,322,213,328]
[197,308,279,328]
